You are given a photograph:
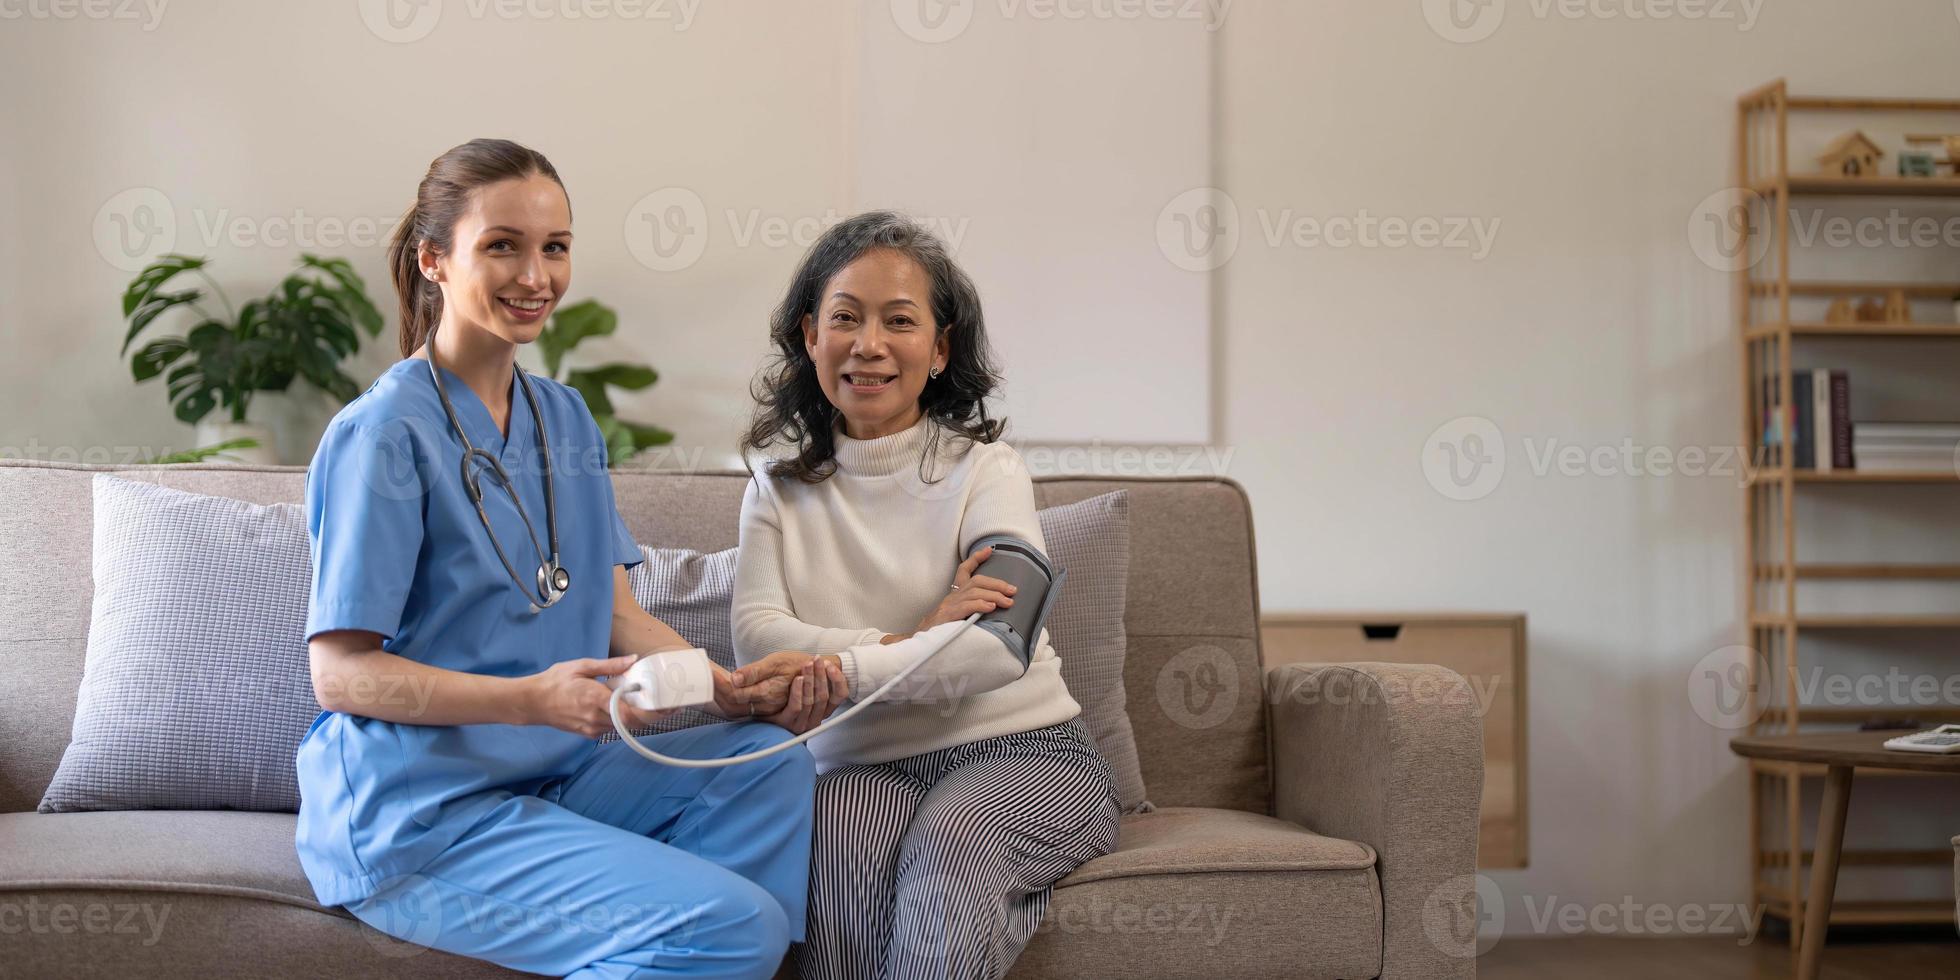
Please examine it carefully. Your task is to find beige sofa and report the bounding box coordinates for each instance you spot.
[0,459,1484,979]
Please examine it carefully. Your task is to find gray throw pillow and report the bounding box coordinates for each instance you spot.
[1037,491,1148,813]
[613,547,741,738]
[40,475,318,812]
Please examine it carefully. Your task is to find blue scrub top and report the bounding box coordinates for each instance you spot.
[295,356,643,908]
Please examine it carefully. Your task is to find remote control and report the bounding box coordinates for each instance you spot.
[1882,724,1960,754]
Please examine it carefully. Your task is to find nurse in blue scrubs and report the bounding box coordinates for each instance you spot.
[298,139,830,980]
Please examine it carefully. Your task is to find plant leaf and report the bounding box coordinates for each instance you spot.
[568,362,658,391]
[173,384,216,424]
[299,255,384,336]
[563,373,616,417]
[150,438,259,464]
[121,288,202,354]
[619,418,675,448]
[121,254,205,318]
[593,414,638,467]
[130,338,189,382]
[539,300,617,378]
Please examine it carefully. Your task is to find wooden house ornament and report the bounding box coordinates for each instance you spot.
[1818,131,1884,178]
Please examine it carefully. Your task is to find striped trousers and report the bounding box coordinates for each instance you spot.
[793,720,1120,980]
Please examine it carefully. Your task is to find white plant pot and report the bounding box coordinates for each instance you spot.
[192,420,279,464]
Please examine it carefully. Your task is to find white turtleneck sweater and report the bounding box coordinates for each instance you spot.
[731,414,1081,769]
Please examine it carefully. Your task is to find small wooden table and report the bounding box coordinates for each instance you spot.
[1728,731,1960,980]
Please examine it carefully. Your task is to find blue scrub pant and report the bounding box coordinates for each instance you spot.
[347,722,815,980]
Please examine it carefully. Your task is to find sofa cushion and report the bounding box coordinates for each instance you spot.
[40,476,319,813]
[0,809,320,907]
[1035,491,1148,813]
[1009,807,1382,980]
[0,810,526,977]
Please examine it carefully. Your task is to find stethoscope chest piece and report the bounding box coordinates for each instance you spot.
[538,561,571,606]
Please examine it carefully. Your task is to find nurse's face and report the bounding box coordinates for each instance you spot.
[801,249,950,441]
[425,174,571,345]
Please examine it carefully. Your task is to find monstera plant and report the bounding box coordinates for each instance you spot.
[536,299,673,466]
[120,254,384,426]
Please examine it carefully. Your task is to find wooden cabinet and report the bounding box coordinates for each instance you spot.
[1261,612,1528,869]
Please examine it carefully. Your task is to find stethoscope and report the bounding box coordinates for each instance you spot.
[425,328,570,613]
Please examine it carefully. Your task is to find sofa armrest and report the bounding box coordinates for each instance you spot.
[1266,662,1485,980]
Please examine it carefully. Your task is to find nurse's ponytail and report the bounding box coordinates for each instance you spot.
[389,139,568,359]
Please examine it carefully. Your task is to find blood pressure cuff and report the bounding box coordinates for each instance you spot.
[968,535,1066,675]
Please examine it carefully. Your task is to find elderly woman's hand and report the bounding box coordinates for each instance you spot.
[757,657,847,734]
[705,661,792,719]
[905,545,1017,639]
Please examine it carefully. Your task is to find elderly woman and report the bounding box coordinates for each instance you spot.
[729,211,1119,980]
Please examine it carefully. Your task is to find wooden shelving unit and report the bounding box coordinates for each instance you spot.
[1736,79,1960,948]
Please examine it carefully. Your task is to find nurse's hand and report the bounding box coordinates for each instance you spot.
[759,658,845,735]
[518,655,669,739]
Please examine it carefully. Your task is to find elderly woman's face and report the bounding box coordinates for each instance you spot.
[802,248,950,441]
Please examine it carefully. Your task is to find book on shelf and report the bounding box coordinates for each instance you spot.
[1763,370,1853,470]
[1852,421,1960,474]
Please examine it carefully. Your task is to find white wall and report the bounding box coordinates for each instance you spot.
[6,0,1960,941]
